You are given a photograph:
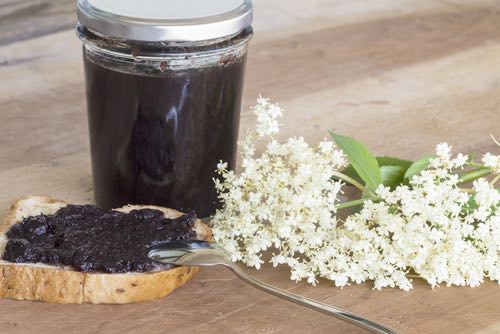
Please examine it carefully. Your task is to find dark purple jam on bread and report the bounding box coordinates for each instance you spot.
[3,205,197,273]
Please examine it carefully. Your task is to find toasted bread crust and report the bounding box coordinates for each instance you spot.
[0,196,212,304]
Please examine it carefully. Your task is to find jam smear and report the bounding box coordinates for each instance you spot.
[3,204,197,273]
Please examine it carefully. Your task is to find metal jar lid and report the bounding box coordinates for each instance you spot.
[77,0,253,42]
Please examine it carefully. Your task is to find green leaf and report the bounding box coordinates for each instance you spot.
[339,156,412,186]
[376,156,413,170]
[458,167,491,184]
[380,165,407,189]
[330,132,381,191]
[404,155,435,181]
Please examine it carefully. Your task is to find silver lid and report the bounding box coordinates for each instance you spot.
[77,0,253,42]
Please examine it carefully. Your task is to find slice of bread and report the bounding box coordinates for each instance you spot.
[0,195,212,304]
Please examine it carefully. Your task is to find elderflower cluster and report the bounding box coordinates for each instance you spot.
[342,145,499,290]
[212,98,500,290]
[212,97,346,275]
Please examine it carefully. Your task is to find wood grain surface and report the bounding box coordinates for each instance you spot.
[0,0,499,333]
[0,0,75,46]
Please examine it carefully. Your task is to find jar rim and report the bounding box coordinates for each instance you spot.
[77,24,253,57]
[78,25,252,75]
[77,0,253,42]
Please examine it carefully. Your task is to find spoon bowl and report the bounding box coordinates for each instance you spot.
[149,240,231,267]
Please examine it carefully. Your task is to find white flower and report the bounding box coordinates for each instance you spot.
[216,161,228,172]
[454,153,468,168]
[436,142,451,160]
[319,140,334,154]
[251,96,283,138]
[482,152,500,174]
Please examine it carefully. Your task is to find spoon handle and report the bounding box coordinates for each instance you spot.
[227,264,402,334]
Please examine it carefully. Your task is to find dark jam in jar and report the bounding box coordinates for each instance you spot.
[79,27,251,217]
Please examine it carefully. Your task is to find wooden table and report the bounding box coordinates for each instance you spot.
[1,1,499,333]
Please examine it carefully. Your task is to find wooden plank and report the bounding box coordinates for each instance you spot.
[0,0,75,46]
[0,1,499,333]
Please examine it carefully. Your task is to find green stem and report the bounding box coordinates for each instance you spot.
[331,171,377,198]
[468,162,486,168]
[460,188,475,193]
[492,175,500,185]
[458,167,491,184]
[335,198,369,210]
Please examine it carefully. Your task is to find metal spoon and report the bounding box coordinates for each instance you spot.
[149,240,402,334]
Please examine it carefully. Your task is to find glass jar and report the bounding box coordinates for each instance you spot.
[76,0,253,217]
